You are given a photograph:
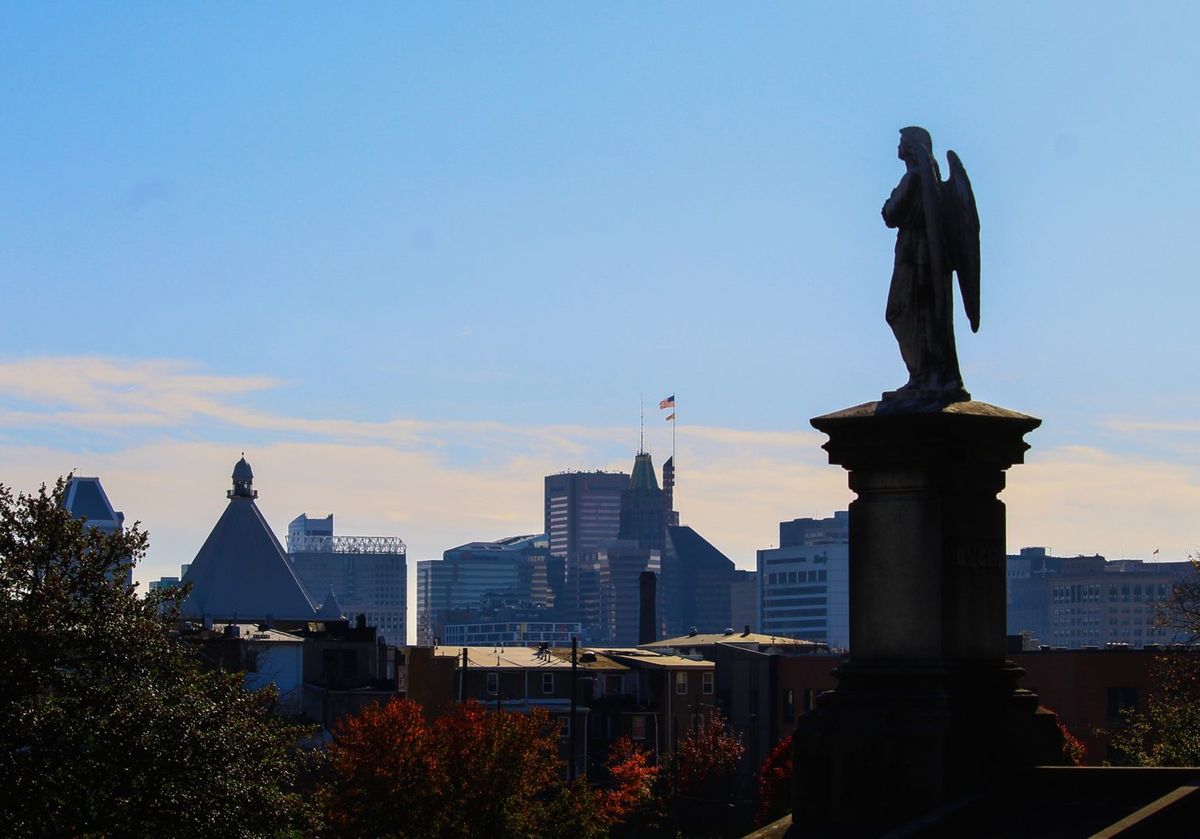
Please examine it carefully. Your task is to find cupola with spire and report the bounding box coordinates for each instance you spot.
[229,454,257,499]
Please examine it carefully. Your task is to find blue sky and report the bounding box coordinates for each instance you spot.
[3,4,1199,632]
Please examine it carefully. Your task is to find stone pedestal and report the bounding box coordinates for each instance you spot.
[791,401,1064,834]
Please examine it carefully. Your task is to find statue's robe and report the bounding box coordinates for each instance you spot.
[882,167,964,395]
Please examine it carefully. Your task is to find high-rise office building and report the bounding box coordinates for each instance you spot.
[287,513,407,644]
[572,538,661,645]
[1006,547,1193,648]
[756,512,850,648]
[544,471,628,560]
[546,470,628,629]
[415,535,553,646]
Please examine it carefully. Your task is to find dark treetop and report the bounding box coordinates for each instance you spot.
[882,126,980,409]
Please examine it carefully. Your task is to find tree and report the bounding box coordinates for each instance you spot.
[323,698,662,838]
[324,698,566,837]
[755,733,793,827]
[1108,652,1200,766]
[673,710,746,837]
[676,710,745,796]
[1105,560,1200,766]
[596,736,660,825]
[0,477,315,837]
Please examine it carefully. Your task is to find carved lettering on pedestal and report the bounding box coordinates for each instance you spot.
[954,541,1003,569]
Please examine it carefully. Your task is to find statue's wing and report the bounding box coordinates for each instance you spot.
[915,148,948,298]
[945,149,981,333]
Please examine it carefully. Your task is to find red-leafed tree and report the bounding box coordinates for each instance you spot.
[755,734,794,827]
[673,710,747,837]
[323,699,665,838]
[433,700,562,838]
[597,736,660,825]
[324,698,566,838]
[322,696,441,835]
[676,710,745,796]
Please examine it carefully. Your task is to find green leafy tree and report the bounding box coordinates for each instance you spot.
[1108,652,1200,766]
[0,477,315,837]
[1106,560,1200,766]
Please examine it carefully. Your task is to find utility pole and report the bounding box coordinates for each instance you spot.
[569,636,578,782]
[460,647,468,703]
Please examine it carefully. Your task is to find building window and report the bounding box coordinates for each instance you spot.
[542,673,555,694]
[606,674,623,695]
[1108,686,1138,723]
[675,671,688,694]
[702,672,713,695]
[784,688,796,723]
[631,715,646,741]
[558,715,570,738]
[487,672,498,695]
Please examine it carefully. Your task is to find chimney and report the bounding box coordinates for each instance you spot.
[638,571,657,645]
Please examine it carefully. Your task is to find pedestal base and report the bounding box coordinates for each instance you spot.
[791,401,1066,833]
[792,660,1063,833]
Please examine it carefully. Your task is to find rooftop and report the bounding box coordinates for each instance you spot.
[429,645,628,671]
[642,631,827,651]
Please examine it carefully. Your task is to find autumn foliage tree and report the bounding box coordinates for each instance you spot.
[324,698,664,838]
[755,733,794,827]
[672,710,746,837]
[676,709,745,796]
[324,697,562,837]
[596,736,660,828]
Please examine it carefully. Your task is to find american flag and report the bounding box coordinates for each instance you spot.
[659,395,675,409]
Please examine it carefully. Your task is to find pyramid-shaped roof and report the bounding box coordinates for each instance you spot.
[180,458,316,622]
[666,525,734,573]
[629,452,660,491]
[315,587,346,621]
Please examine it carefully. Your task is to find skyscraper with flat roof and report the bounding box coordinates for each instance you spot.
[415,535,553,646]
[757,512,850,648]
[287,513,407,644]
[544,471,628,560]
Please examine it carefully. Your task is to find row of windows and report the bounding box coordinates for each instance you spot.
[484,670,714,698]
[673,671,714,695]
[764,607,828,619]
[763,618,827,630]
[767,570,827,585]
[766,595,827,608]
[488,672,557,694]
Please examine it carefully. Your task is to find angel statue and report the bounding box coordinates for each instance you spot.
[882,126,980,407]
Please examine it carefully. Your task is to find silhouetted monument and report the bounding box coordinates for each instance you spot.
[789,129,1064,834]
[883,126,979,409]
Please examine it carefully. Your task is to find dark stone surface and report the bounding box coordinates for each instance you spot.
[790,402,1064,834]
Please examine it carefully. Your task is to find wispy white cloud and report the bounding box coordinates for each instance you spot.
[2,355,1196,624]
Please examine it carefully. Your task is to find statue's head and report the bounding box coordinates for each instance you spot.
[898,126,933,162]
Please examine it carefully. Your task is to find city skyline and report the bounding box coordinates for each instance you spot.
[4,3,1199,641]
